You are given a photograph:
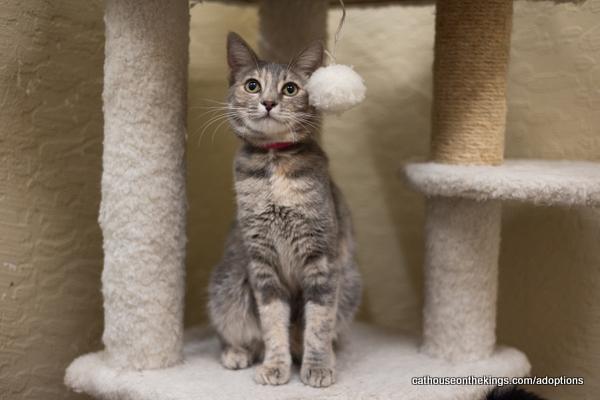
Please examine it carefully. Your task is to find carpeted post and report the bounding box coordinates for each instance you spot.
[422,0,513,361]
[258,0,328,63]
[99,0,189,369]
[422,198,502,361]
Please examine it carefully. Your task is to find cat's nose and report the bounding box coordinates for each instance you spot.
[261,100,277,112]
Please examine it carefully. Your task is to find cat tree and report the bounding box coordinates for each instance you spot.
[65,0,598,399]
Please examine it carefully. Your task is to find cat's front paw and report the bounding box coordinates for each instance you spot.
[300,364,336,388]
[221,347,253,370]
[254,362,291,385]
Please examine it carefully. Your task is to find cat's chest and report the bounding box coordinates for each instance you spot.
[236,161,324,209]
[269,164,315,205]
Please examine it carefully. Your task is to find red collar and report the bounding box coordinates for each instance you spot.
[261,142,297,151]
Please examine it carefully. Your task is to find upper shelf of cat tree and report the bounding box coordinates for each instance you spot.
[404,160,600,207]
[201,0,583,7]
[65,323,529,400]
[201,0,434,6]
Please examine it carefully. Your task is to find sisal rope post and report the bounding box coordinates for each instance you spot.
[100,0,189,369]
[422,0,513,361]
[431,0,513,165]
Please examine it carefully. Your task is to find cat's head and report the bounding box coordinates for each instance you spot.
[225,32,323,146]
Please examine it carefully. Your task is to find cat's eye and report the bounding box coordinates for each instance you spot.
[244,79,261,93]
[282,82,299,96]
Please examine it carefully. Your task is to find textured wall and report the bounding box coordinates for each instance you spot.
[186,2,600,400]
[0,1,104,399]
[499,2,600,399]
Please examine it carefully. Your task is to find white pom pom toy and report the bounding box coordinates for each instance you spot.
[303,0,366,114]
[306,64,366,114]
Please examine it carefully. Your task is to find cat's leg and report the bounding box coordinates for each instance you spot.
[336,258,362,336]
[211,287,262,369]
[300,255,339,388]
[209,251,262,370]
[249,259,292,385]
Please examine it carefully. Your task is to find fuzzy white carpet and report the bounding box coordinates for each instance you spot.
[65,323,530,400]
[404,160,600,207]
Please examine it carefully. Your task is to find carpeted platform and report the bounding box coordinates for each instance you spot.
[65,323,530,400]
[404,160,600,207]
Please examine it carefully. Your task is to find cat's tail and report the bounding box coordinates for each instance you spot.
[486,386,547,400]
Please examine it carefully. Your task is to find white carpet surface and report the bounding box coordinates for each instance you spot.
[65,323,530,400]
[404,160,600,207]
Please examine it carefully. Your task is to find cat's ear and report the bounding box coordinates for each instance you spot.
[227,32,258,73]
[292,41,324,77]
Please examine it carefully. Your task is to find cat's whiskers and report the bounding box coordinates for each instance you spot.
[189,107,245,124]
[280,112,320,134]
[192,110,241,146]
[210,116,235,145]
[189,98,231,106]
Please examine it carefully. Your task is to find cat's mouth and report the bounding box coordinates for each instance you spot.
[257,113,279,121]
[246,114,288,135]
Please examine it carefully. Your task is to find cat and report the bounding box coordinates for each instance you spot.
[206,32,549,399]
[207,32,362,388]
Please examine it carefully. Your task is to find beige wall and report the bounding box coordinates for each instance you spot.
[0,1,104,400]
[0,1,598,400]
[500,3,600,399]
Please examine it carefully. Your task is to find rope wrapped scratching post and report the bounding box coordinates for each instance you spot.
[99,0,189,369]
[431,0,512,165]
[422,0,513,361]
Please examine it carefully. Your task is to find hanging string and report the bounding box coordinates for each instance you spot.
[325,0,347,64]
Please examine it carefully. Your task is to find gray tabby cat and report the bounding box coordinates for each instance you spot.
[208,32,362,388]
